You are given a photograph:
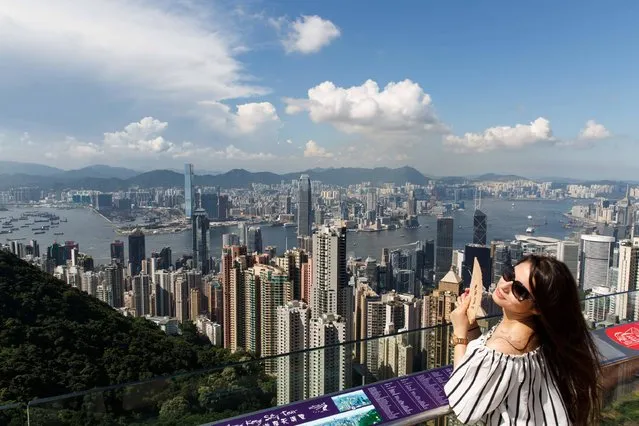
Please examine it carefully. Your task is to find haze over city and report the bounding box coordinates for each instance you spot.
[1,1,637,179]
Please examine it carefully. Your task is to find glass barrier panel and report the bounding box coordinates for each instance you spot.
[0,403,26,426]
[28,320,496,425]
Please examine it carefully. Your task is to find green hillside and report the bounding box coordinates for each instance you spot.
[0,252,275,425]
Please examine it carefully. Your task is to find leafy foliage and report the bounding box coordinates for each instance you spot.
[0,252,275,425]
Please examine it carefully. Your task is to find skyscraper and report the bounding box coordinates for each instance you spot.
[222,233,240,247]
[462,244,492,290]
[128,229,146,276]
[492,242,511,285]
[435,217,454,282]
[217,195,229,220]
[201,192,218,220]
[158,247,172,270]
[579,234,615,291]
[192,207,210,274]
[297,174,312,238]
[110,240,125,264]
[407,190,417,216]
[247,226,263,254]
[556,241,579,280]
[184,163,194,218]
[473,209,487,246]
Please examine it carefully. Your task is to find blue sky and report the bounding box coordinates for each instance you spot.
[0,0,637,179]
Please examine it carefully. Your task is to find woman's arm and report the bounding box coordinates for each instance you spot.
[450,293,474,368]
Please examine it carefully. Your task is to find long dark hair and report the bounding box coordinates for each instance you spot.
[518,254,601,425]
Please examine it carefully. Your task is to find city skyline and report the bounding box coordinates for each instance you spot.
[1,2,638,179]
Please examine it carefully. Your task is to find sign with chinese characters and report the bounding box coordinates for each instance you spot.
[203,366,453,426]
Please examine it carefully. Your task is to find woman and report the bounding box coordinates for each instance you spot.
[444,254,601,425]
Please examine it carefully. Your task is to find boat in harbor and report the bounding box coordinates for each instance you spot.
[526,226,535,234]
[34,230,46,234]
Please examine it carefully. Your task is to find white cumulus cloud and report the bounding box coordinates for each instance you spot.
[198,101,280,134]
[234,102,280,133]
[443,117,555,153]
[0,1,267,119]
[280,15,341,54]
[303,140,333,158]
[103,117,174,153]
[285,79,443,135]
[578,120,611,140]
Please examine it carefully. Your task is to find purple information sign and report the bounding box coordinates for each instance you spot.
[204,366,453,426]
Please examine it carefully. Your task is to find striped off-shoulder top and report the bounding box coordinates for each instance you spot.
[443,326,570,425]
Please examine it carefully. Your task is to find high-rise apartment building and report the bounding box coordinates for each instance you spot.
[277,301,311,405]
[174,273,189,323]
[616,239,639,321]
[377,329,414,380]
[310,226,353,341]
[128,229,146,276]
[192,207,210,274]
[154,270,172,316]
[579,234,615,291]
[423,269,462,370]
[308,313,352,398]
[132,274,151,317]
[184,163,194,218]
[110,240,125,264]
[190,288,201,320]
[297,174,312,238]
[275,248,309,301]
[435,217,454,282]
[221,246,249,351]
[105,262,125,308]
[258,265,292,373]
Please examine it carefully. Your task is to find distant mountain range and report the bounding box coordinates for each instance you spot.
[0,163,434,190]
[0,161,630,191]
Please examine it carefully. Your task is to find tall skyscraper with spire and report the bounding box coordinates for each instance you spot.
[297,174,312,238]
[184,163,194,218]
[473,189,487,246]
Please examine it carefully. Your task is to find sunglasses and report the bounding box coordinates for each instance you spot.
[502,265,534,302]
